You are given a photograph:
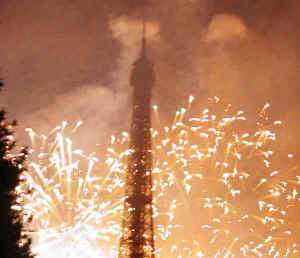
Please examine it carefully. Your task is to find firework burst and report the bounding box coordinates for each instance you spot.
[150,97,299,257]
[15,121,126,257]
[15,97,299,257]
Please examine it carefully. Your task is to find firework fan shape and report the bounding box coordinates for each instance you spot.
[15,121,127,257]
[14,97,299,257]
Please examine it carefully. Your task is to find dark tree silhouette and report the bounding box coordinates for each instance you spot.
[0,81,34,257]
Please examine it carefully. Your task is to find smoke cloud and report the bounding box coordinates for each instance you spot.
[0,0,299,155]
[203,14,247,43]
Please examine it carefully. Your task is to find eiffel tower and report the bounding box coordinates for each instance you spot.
[118,17,155,258]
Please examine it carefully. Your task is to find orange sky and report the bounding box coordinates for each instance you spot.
[0,0,299,155]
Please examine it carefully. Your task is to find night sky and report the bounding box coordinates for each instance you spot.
[0,0,300,154]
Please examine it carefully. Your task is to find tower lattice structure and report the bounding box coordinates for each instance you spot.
[118,19,155,258]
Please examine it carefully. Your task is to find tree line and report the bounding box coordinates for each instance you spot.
[0,79,34,257]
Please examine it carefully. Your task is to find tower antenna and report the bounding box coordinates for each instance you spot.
[141,8,146,57]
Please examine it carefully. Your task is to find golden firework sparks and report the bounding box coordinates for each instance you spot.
[15,97,299,257]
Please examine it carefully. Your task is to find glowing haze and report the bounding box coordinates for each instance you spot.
[0,0,300,153]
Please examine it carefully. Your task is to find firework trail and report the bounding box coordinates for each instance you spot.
[15,97,299,257]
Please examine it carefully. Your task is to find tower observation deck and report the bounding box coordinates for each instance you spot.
[118,18,156,258]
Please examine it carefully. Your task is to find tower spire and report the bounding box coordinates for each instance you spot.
[141,12,146,57]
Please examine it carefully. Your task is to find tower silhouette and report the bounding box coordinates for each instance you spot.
[118,18,155,258]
